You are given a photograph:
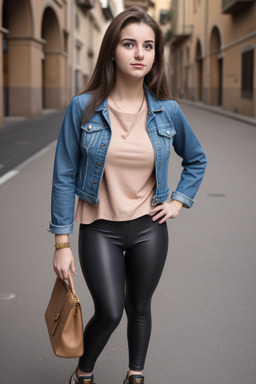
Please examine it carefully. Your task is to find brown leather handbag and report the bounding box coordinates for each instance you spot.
[45,272,84,358]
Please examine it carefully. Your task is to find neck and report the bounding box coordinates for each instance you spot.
[112,75,145,101]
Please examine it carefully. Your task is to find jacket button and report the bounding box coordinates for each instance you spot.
[158,178,161,183]
[157,147,160,151]
[97,162,102,166]
[100,143,105,147]
[92,180,97,184]
[91,198,96,204]
[88,125,92,129]
[159,163,162,167]
[167,130,170,135]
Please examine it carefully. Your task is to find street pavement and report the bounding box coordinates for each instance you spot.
[0,110,65,177]
[1,105,256,384]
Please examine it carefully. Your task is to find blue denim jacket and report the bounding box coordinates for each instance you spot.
[49,90,207,234]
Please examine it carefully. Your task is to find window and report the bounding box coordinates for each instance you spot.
[159,10,169,25]
[63,31,68,54]
[75,13,80,30]
[76,46,81,65]
[241,48,254,99]
[75,69,82,94]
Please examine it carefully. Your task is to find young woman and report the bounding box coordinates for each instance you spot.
[49,7,207,384]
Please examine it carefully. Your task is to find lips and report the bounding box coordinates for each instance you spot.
[131,63,145,68]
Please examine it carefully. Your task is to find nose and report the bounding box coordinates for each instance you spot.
[135,46,144,60]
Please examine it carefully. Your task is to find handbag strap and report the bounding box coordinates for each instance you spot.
[67,272,77,296]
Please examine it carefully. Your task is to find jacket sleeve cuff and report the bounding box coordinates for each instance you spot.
[47,222,74,234]
[170,191,194,208]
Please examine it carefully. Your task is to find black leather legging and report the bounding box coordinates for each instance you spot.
[78,215,168,373]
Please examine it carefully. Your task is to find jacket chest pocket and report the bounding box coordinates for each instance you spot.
[81,122,104,150]
[157,125,176,153]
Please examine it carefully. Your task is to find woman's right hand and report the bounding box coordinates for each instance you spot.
[53,247,77,280]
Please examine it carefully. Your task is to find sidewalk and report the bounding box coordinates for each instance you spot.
[178,99,256,127]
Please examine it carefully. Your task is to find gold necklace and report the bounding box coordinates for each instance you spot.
[110,93,145,113]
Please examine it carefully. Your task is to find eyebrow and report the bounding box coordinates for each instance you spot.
[120,38,155,44]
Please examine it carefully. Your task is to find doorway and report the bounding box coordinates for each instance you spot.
[209,26,222,105]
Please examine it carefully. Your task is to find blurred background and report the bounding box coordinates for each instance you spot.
[1,0,255,123]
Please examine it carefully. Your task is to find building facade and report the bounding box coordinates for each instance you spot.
[153,0,172,89]
[0,0,118,125]
[170,0,256,117]
[69,0,117,96]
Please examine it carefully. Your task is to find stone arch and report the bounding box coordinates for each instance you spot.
[2,0,33,36]
[195,39,203,101]
[2,0,34,116]
[209,25,223,105]
[41,6,61,51]
[41,6,63,109]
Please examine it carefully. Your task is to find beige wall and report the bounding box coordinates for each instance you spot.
[0,0,69,122]
[149,0,172,89]
[0,0,118,124]
[70,0,109,96]
[170,0,256,117]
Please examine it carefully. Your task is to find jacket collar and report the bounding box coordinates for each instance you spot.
[145,88,164,113]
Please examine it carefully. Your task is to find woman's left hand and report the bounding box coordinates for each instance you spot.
[150,201,182,224]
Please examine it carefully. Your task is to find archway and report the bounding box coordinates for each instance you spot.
[195,40,203,101]
[209,26,222,105]
[2,0,33,116]
[41,7,62,109]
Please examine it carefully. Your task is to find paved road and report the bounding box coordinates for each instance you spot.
[0,110,65,177]
[1,105,256,384]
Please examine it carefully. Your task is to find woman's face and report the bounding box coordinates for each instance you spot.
[114,22,155,81]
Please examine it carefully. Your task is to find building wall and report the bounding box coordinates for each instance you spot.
[0,0,118,124]
[170,0,256,117]
[70,1,105,96]
[1,0,69,121]
[153,0,172,89]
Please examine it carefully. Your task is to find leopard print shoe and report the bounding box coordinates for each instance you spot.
[69,368,95,384]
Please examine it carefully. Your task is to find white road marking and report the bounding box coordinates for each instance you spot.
[0,170,19,185]
[0,293,16,300]
[0,141,56,186]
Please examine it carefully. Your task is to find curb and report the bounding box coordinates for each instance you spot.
[178,99,256,127]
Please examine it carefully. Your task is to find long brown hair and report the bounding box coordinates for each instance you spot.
[81,7,171,123]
